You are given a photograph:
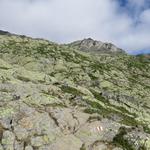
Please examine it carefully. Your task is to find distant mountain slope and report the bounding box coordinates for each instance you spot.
[0,31,150,150]
[0,30,12,35]
[137,54,150,60]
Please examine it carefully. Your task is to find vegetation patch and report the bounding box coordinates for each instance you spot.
[61,85,83,96]
[113,127,135,150]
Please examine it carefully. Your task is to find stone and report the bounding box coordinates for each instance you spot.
[1,131,15,150]
[31,136,46,147]
[14,125,29,140]
[49,135,83,150]
[0,59,12,69]
[25,146,33,150]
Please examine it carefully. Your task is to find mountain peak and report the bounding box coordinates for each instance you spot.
[69,38,126,54]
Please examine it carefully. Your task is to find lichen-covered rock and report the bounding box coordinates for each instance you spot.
[0,59,12,69]
[0,145,3,150]
[145,139,150,149]
[14,126,29,140]
[31,136,48,147]
[1,131,15,150]
[75,119,120,148]
[48,135,83,150]
[0,107,15,118]
[25,146,33,150]
[14,68,50,83]
[0,32,150,149]
[113,126,150,150]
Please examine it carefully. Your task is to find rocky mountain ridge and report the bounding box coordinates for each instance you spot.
[0,31,150,150]
[67,38,125,54]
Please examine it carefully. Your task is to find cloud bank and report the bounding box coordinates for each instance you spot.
[0,0,150,54]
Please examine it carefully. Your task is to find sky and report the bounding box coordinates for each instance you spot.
[0,0,150,54]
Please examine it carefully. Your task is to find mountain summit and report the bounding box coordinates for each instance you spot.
[0,31,150,150]
[68,38,125,54]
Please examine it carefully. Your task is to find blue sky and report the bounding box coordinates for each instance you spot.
[118,0,127,7]
[0,0,150,54]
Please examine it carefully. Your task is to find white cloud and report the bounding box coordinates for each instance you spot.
[0,0,150,53]
[140,9,150,24]
[127,0,146,7]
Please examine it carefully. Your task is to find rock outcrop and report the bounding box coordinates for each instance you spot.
[68,38,125,54]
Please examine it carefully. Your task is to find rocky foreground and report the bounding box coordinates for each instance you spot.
[0,31,150,150]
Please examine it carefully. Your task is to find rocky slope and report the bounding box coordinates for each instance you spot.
[0,31,150,150]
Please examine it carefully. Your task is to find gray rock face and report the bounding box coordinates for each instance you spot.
[48,135,83,150]
[68,38,125,54]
